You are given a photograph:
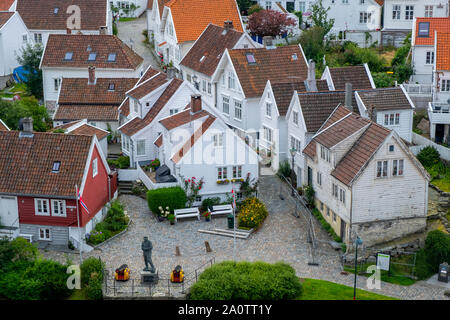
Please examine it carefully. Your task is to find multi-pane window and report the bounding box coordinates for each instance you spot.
[290,136,301,153]
[333,212,337,222]
[426,51,434,65]
[326,207,330,217]
[392,159,404,176]
[39,228,51,240]
[213,134,223,147]
[202,79,207,93]
[52,200,66,217]
[424,5,433,17]
[405,5,414,20]
[360,0,364,3]
[332,183,338,198]
[228,72,235,89]
[22,34,28,43]
[299,1,306,12]
[54,78,61,91]
[316,172,322,186]
[339,188,346,204]
[320,145,330,162]
[218,167,228,180]
[34,33,42,43]
[384,113,400,125]
[342,0,348,3]
[441,80,450,92]
[293,111,299,125]
[92,158,98,177]
[265,1,271,9]
[169,109,179,115]
[266,103,272,118]
[222,96,230,114]
[377,160,388,178]
[320,201,324,211]
[263,126,273,142]
[233,166,242,178]
[234,100,242,120]
[392,5,401,20]
[207,82,212,95]
[360,12,372,24]
[36,199,50,216]
[137,140,145,156]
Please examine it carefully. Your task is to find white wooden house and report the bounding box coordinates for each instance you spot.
[303,104,429,247]
[111,0,147,17]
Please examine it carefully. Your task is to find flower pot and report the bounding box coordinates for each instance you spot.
[205,217,211,222]
[158,216,164,222]
[170,220,175,225]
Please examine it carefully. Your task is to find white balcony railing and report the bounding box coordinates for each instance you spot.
[428,102,450,124]
[403,83,433,96]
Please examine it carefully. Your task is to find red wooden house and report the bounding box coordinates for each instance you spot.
[0,118,118,248]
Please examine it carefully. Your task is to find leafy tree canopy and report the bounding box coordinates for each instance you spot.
[311,0,334,36]
[0,97,50,132]
[248,9,297,37]
[16,43,44,99]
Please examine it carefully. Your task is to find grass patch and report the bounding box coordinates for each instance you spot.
[431,178,450,192]
[119,17,137,22]
[67,288,88,300]
[298,278,398,300]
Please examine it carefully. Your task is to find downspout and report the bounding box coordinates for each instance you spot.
[108,175,111,202]
[349,184,353,248]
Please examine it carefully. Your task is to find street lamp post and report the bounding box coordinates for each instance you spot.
[290,148,296,196]
[353,236,363,300]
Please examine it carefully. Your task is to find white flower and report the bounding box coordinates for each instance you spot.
[166,206,169,210]
[158,206,163,210]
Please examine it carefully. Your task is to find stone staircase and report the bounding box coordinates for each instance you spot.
[118,181,133,195]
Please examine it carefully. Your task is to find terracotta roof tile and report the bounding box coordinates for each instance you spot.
[436,32,450,71]
[52,120,83,131]
[16,0,107,30]
[229,45,308,97]
[127,73,168,100]
[415,17,450,46]
[0,131,92,197]
[70,124,109,140]
[0,0,14,11]
[119,78,183,136]
[166,0,243,43]
[0,119,9,131]
[357,87,413,111]
[54,105,119,121]
[119,98,130,117]
[137,67,160,85]
[41,34,143,69]
[374,0,384,6]
[328,65,373,90]
[298,91,358,132]
[180,24,243,77]
[160,108,209,130]
[154,134,163,147]
[0,11,14,29]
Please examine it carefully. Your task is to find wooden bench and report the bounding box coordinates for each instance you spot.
[174,207,200,222]
[211,204,233,216]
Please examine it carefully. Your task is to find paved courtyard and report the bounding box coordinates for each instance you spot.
[41,175,449,300]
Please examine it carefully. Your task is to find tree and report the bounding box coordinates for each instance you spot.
[237,0,253,15]
[16,43,44,99]
[294,11,303,30]
[247,9,297,38]
[248,4,263,15]
[310,0,334,36]
[299,26,327,64]
[0,97,50,131]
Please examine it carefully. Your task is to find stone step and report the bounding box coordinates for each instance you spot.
[198,228,250,239]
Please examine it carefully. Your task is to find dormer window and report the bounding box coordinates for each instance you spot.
[88,53,97,61]
[64,52,73,61]
[107,53,117,62]
[418,22,430,38]
[52,161,61,173]
[54,7,59,15]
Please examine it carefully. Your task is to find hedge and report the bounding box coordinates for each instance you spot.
[189,261,302,300]
[147,186,187,215]
[415,230,450,280]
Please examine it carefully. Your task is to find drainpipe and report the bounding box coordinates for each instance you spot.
[108,175,111,202]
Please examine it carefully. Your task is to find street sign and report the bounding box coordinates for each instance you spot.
[376,253,390,271]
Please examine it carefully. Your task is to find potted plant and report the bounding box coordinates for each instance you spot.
[167,213,175,225]
[158,206,170,222]
[203,210,211,222]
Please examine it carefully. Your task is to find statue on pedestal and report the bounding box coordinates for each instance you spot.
[141,236,156,273]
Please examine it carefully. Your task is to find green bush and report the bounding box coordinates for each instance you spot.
[417,146,440,168]
[304,185,315,207]
[415,249,434,280]
[201,197,221,212]
[24,260,71,299]
[80,257,104,286]
[147,186,187,215]
[189,261,302,300]
[103,200,128,232]
[86,278,103,300]
[238,197,268,229]
[372,72,396,88]
[424,230,450,272]
[277,160,292,178]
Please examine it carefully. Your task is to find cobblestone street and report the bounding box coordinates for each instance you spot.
[41,175,449,300]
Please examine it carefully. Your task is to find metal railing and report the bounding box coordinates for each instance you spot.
[402,83,433,95]
[103,257,215,298]
[428,102,450,113]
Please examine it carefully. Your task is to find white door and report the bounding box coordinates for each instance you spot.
[0,196,19,228]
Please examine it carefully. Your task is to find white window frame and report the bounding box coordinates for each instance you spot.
[266,102,272,118]
[376,160,388,178]
[339,188,346,204]
[54,78,61,92]
[392,5,401,20]
[424,5,433,18]
[227,72,235,90]
[34,33,42,43]
[441,79,450,92]
[222,95,230,115]
[332,183,338,198]
[405,5,414,20]
[51,200,67,217]
[92,158,98,177]
[426,51,434,65]
[217,167,228,180]
[316,171,322,186]
[293,111,299,126]
[39,228,51,241]
[213,134,223,147]
[136,139,146,156]
[320,145,330,163]
[234,100,242,121]
[233,165,242,178]
[263,126,273,143]
[392,159,404,177]
[35,199,50,216]
[290,136,301,153]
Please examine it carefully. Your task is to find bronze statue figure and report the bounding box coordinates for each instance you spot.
[142,236,155,273]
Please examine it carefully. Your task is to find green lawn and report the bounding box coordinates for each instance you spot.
[67,289,88,300]
[298,278,398,300]
[431,178,450,192]
[118,17,137,22]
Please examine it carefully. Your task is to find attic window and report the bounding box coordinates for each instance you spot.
[108,83,115,91]
[107,53,117,62]
[418,22,430,37]
[64,52,73,61]
[52,161,61,173]
[292,53,298,60]
[53,7,59,15]
[246,53,256,64]
[88,53,97,61]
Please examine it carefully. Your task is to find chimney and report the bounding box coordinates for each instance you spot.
[224,20,233,32]
[306,59,318,92]
[88,66,96,85]
[22,117,33,134]
[190,94,202,114]
[345,82,353,112]
[99,26,107,35]
[370,107,377,122]
[263,36,275,49]
[166,67,176,80]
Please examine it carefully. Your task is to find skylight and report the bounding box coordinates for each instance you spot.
[292,53,298,60]
[107,53,117,62]
[88,53,97,61]
[54,7,59,15]
[64,52,73,61]
[108,83,115,91]
[418,22,430,37]
[52,161,61,173]
[246,53,256,64]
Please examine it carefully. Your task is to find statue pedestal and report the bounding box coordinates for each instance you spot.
[141,270,159,284]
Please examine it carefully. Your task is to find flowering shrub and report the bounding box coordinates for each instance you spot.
[182,176,204,207]
[86,230,110,245]
[150,158,160,170]
[238,197,268,229]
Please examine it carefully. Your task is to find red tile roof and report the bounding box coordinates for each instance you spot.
[159,108,209,130]
[414,17,450,46]
[166,0,243,43]
[180,23,243,77]
[119,78,183,136]
[0,0,14,11]
[0,131,93,197]
[53,105,119,122]
[327,65,373,90]
[0,11,14,29]
[16,0,108,31]
[229,45,308,98]
[127,73,168,100]
[70,124,109,140]
[436,32,450,71]
[41,34,143,70]
[356,87,413,111]
[374,0,384,6]
[0,119,9,131]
